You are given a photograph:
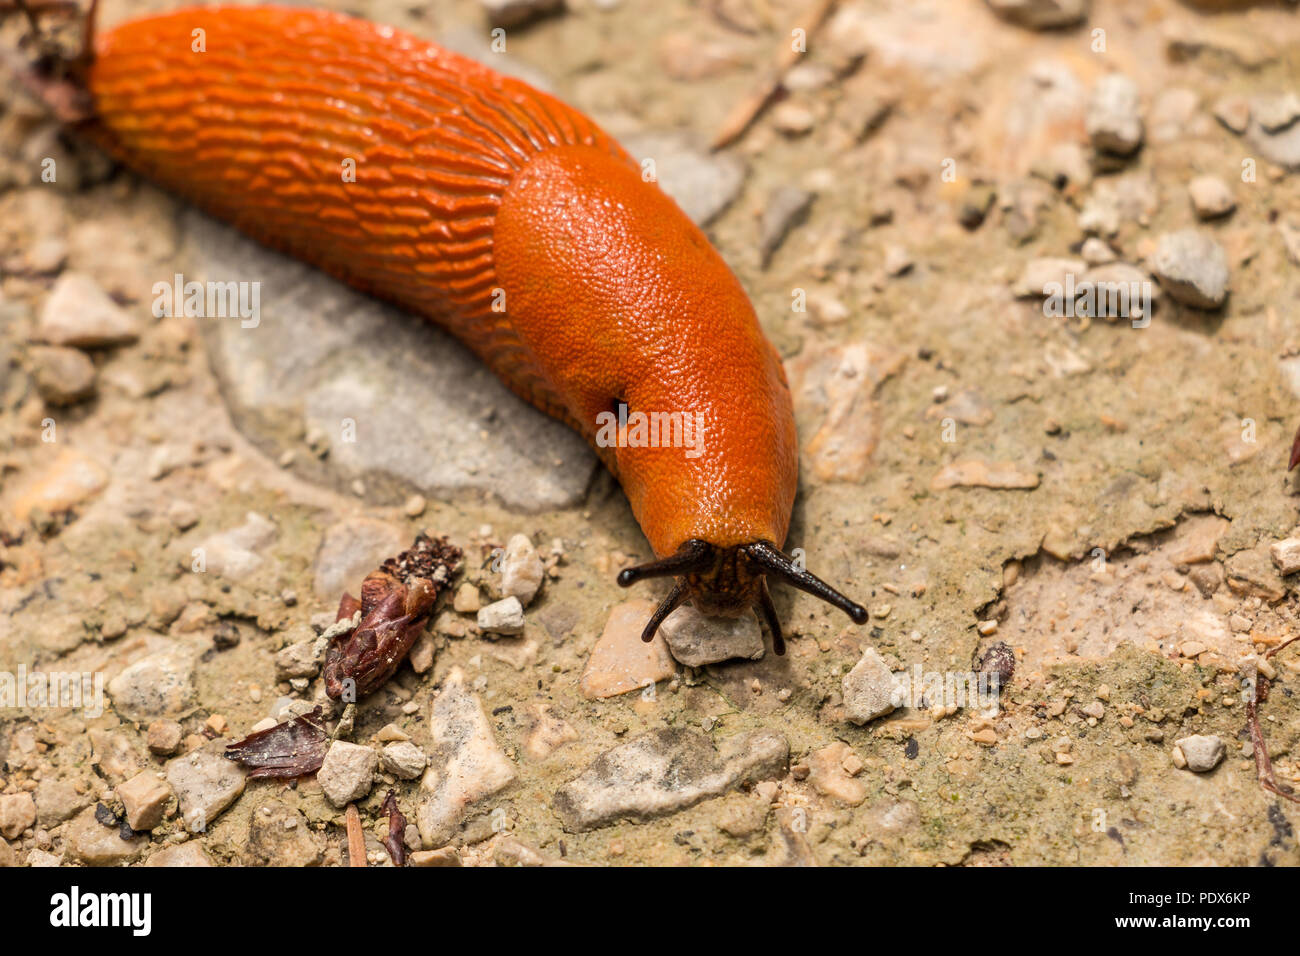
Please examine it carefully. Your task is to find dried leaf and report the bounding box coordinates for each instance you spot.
[323,534,461,700]
[381,789,408,867]
[224,706,329,779]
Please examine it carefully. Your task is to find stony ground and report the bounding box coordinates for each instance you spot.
[2,0,1300,867]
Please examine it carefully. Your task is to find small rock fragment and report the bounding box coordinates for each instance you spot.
[477,596,525,634]
[1151,230,1229,309]
[381,741,428,780]
[116,771,172,831]
[0,793,36,840]
[1245,93,1300,169]
[958,183,996,230]
[1253,92,1300,134]
[580,600,677,699]
[1225,547,1287,603]
[1081,237,1116,265]
[165,742,247,832]
[1175,734,1225,773]
[317,740,378,807]
[28,345,96,405]
[658,605,764,667]
[500,534,545,606]
[37,272,139,347]
[1014,257,1085,298]
[1212,96,1250,134]
[145,842,215,867]
[524,703,579,760]
[1269,538,1300,575]
[842,648,899,724]
[64,806,146,865]
[246,803,323,866]
[883,245,914,276]
[931,460,1040,490]
[146,719,183,756]
[1086,73,1144,156]
[621,132,746,227]
[807,742,868,805]
[453,582,481,613]
[274,635,325,680]
[771,102,815,136]
[194,512,278,582]
[1187,176,1235,220]
[34,778,90,827]
[788,341,906,482]
[1170,516,1229,565]
[410,847,463,867]
[312,517,404,599]
[107,647,196,722]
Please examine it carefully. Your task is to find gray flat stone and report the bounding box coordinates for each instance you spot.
[165,741,247,833]
[552,727,788,831]
[619,132,747,227]
[417,667,517,847]
[658,605,764,666]
[184,211,596,511]
[1246,94,1300,170]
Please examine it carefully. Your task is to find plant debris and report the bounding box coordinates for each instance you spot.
[323,533,462,700]
[224,706,329,779]
[975,641,1016,692]
[345,803,366,867]
[1247,636,1300,804]
[381,790,408,867]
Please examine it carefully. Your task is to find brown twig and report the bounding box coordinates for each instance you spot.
[345,804,367,867]
[710,0,839,151]
[1246,633,1300,804]
[381,790,408,867]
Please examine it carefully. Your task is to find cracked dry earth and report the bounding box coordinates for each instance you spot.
[2,0,1300,867]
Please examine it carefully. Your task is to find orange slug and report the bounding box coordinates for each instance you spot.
[60,3,868,650]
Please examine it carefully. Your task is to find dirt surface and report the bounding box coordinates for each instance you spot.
[2,0,1300,867]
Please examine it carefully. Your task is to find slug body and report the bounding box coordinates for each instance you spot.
[80,5,865,643]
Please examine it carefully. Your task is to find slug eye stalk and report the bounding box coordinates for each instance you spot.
[616,538,716,586]
[617,538,868,655]
[742,540,870,625]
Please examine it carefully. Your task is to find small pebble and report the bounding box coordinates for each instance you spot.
[1086,73,1144,156]
[1174,734,1225,773]
[477,597,525,634]
[1151,229,1229,309]
[1187,175,1235,220]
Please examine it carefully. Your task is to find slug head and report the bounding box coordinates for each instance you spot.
[617,539,868,655]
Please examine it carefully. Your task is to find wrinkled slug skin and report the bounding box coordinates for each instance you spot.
[87,6,799,557]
